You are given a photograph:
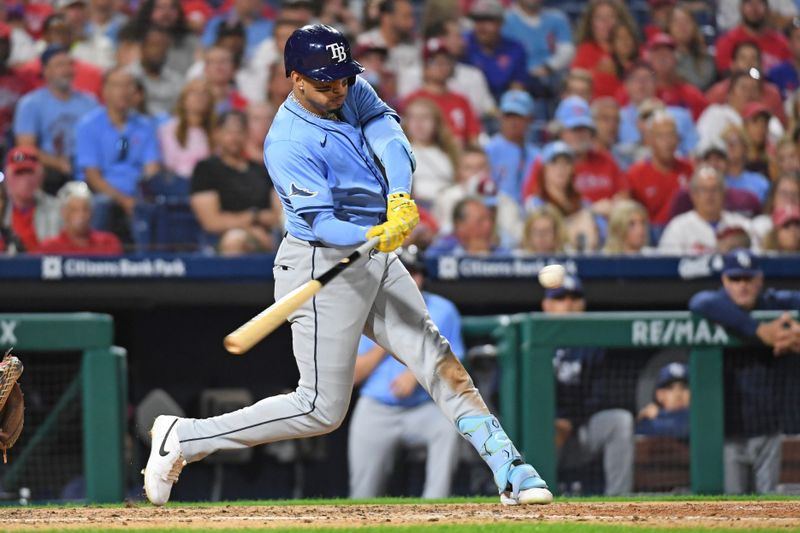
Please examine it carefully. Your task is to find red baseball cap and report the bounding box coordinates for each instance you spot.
[773,205,800,227]
[647,32,676,51]
[743,101,771,120]
[0,22,11,40]
[423,38,452,62]
[5,146,39,173]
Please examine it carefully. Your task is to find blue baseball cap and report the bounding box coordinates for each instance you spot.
[541,141,574,163]
[656,362,689,389]
[544,273,583,299]
[555,96,595,130]
[499,90,534,117]
[722,248,761,278]
[41,44,70,67]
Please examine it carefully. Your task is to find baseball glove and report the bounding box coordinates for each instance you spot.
[0,349,24,463]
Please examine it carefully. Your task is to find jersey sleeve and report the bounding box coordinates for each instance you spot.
[356,77,415,195]
[12,93,37,137]
[689,290,760,338]
[350,76,397,124]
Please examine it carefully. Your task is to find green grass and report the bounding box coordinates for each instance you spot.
[27,526,800,533]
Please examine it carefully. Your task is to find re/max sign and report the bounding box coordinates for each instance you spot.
[631,319,729,346]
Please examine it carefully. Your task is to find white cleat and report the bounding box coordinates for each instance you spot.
[500,487,554,505]
[142,415,187,506]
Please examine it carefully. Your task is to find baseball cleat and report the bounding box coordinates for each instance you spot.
[143,415,186,506]
[458,415,553,506]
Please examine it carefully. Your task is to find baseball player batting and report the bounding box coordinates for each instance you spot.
[143,24,552,506]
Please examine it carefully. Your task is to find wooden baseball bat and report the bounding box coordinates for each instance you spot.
[224,236,380,355]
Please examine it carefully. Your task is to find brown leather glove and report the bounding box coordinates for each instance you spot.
[0,350,24,463]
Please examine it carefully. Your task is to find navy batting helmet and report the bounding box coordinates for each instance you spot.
[284,24,364,83]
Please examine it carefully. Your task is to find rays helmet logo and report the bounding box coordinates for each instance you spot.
[326,43,347,63]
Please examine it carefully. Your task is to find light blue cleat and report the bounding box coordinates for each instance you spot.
[458,415,553,505]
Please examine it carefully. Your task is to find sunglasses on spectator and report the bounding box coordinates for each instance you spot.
[116,137,128,162]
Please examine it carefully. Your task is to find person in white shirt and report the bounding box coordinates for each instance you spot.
[357,0,421,97]
[696,70,783,148]
[659,166,755,255]
[56,0,115,70]
[402,97,459,209]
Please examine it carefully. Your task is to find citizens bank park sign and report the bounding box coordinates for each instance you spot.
[41,256,187,280]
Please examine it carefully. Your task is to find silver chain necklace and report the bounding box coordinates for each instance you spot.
[289,90,338,121]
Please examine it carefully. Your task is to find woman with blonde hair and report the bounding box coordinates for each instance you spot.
[572,0,639,99]
[721,124,771,204]
[402,97,460,208]
[603,199,651,254]
[521,204,567,255]
[157,78,215,179]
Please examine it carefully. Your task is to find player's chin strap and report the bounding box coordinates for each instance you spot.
[457,415,547,501]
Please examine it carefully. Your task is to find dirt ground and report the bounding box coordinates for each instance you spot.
[1,501,799,530]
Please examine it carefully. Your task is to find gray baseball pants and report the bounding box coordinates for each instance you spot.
[724,434,783,494]
[559,409,635,496]
[175,235,490,462]
[348,396,462,498]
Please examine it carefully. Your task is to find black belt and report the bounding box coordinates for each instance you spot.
[284,232,329,248]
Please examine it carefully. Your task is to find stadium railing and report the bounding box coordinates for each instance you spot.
[0,313,127,503]
[463,310,797,495]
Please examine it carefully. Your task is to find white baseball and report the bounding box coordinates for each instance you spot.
[538,264,566,289]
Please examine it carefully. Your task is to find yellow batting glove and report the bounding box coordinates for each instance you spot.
[386,192,419,233]
[366,219,407,253]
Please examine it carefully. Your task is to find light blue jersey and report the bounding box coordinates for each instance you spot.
[264,76,413,246]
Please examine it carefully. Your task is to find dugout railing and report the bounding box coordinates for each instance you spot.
[0,313,127,503]
[462,310,795,495]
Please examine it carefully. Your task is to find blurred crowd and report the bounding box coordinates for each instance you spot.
[2,0,800,256]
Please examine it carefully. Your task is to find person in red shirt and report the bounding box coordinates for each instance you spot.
[646,32,707,120]
[1,146,61,253]
[522,96,627,216]
[715,0,791,75]
[705,41,788,126]
[0,23,37,160]
[38,181,122,255]
[572,0,639,99]
[402,38,481,147]
[626,111,693,226]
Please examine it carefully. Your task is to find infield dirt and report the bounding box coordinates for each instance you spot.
[1,501,799,530]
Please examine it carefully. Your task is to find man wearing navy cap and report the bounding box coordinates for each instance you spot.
[690,248,800,493]
[543,274,635,495]
[636,362,690,439]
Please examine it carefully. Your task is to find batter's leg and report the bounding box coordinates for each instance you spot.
[348,397,403,498]
[144,240,383,505]
[364,252,552,505]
